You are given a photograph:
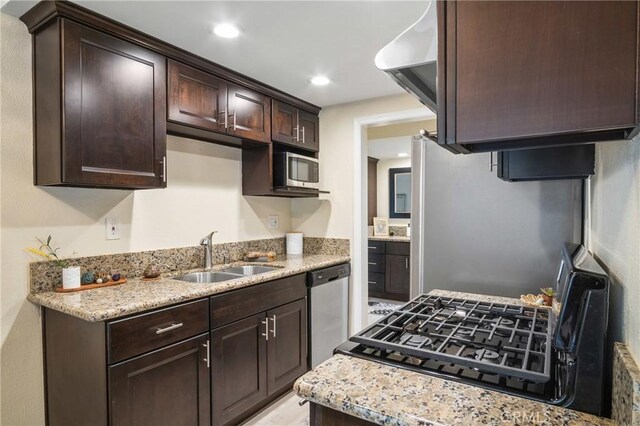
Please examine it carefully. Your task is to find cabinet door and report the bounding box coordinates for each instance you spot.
[168,60,228,133]
[298,110,320,152]
[211,313,267,425]
[385,255,410,301]
[272,100,299,146]
[109,334,210,426]
[449,1,638,145]
[267,298,308,395]
[227,85,271,143]
[62,20,166,188]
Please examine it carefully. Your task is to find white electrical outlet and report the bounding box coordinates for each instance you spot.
[268,215,279,229]
[106,217,120,240]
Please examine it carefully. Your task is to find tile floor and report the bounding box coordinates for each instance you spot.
[242,392,309,426]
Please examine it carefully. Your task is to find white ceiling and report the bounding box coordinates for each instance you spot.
[2,0,428,107]
[368,136,411,160]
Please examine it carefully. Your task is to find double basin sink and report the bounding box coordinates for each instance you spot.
[172,265,281,284]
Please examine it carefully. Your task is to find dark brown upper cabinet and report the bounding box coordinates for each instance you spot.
[228,85,271,143]
[168,60,271,146]
[30,18,167,189]
[437,1,640,154]
[21,1,320,191]
[272,100,319,152]
[168,60,228,134]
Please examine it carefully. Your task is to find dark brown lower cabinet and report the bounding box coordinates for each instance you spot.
[385,254,410,300]
[42,275,310,426]
[211,313,268,424]
[211,299,308,425]
[109,334,211,426]
[368,240,410,301]
[267,298,308,394]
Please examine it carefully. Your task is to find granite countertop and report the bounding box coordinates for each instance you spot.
[294,289,614,426]
[368,235,410,242]
[28,254,350,322]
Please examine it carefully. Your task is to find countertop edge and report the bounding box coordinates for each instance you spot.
[294,289,613,426]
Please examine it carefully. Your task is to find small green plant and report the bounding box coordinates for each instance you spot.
[27,235,69,268]
[540,287,556,297]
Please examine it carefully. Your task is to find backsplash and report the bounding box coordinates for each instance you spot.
[367,225,408,237]
[30,237,350,292]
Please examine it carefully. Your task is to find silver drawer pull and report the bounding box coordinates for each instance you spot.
[368,262,376,266]
[155,323,183,334]
[203,340,210,368]
[261,318,269,341]
[270,314,277,338]
[298,399,308,406]
[368,281,377,284]
[368,246,377,249]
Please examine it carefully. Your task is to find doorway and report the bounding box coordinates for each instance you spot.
[351,108,435,331]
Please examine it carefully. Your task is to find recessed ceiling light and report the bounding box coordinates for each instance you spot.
[398,152,409,157]
[310,75,330,86]
[213,23,241,39]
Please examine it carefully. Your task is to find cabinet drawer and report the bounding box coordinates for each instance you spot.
[108,299,209,364]
[367,240,385,254]
[386,241,410,256]
[368,272,385,294]
[368,254,385,273]
[210,274,306,329]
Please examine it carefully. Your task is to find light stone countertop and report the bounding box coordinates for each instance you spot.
[294,289,614,426]
[368,236,411,242]
[28,254,350,322]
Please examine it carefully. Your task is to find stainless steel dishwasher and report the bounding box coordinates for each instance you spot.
[307,263,350,368]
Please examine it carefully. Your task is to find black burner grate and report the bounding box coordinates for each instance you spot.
[351,294,551,382]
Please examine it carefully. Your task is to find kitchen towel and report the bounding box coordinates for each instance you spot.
[286,232,303,255]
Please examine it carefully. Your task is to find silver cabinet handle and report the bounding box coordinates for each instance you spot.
[229,112,237,131]
[219,110,227,129]
[261,317,269,341]
[203,340,210,368]
[489,152,497,172]
[293,125,299,142]
[298,399,308,407]
[270,314,277,337]
[161,156,167,183]
[368,262,376,266]
[301,126,305,143]
[368,246,377,249]
[367,281,377,284]
[155,322,183,334]
[405,258,409,269]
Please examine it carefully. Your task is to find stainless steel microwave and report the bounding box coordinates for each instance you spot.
[273,152,320,190]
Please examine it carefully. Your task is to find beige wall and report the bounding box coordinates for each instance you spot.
[590,136,640,365]
[367,119,436,140]
[291,94,423,238]
[376,157,412,226]
[0,14,292,425]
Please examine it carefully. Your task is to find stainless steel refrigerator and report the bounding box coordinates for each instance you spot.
[410,135,583,298]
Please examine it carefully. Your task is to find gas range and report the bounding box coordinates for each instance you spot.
[337,243,610,416]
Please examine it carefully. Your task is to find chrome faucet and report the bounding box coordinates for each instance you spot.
[200,231,217,269]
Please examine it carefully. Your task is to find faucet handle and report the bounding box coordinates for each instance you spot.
[200,231,218,245]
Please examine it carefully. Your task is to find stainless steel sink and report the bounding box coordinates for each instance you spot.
[220,265,281,276]
[172,271,243,284]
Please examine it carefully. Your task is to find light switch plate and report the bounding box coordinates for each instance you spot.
[106,217,120,240]
[268,215,279,229]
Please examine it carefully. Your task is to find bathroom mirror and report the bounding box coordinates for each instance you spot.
[389,167,411,218]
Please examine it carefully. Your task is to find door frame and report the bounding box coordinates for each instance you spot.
[351,108,435,332]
